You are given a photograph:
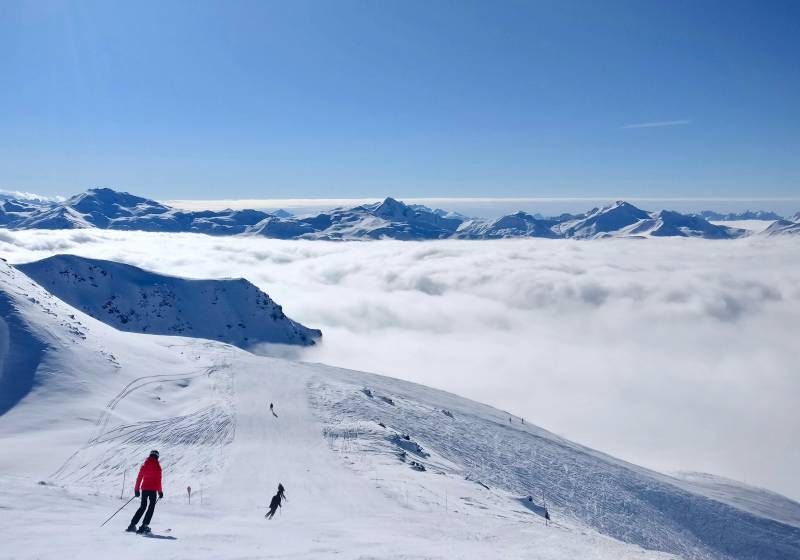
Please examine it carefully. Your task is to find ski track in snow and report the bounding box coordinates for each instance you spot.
[1,258,799,559]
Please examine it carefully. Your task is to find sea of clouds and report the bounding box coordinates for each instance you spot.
[2,229,798,501]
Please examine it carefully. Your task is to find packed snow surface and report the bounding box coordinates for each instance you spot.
[1,259,800,559]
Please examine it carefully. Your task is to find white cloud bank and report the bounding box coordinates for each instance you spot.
[0,189,64,203]
[1,230,799,501]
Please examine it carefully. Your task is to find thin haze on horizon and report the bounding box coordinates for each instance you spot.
[1,1,799,199]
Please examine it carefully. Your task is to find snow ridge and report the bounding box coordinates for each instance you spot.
[17,254,321,349]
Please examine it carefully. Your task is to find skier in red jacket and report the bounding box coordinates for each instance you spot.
[126,450,164,534]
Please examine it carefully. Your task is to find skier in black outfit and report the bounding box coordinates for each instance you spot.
[265,483,287,519]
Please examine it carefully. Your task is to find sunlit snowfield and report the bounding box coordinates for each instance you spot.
[2,230,798,501]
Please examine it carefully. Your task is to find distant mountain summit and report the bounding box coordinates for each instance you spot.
[627,210,745,239]
[455,212,560,239]
[0,187,783,240]
[763,219,800,236]
[17,254,321,349]
[247,196,462,240]
[5,188,272,234]
[556,201,651,239]
[695,209,785,221]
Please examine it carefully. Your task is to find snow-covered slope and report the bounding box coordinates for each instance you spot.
[8,188,271,235]
[1,258,799,559]
[14,204,95,229]
[555,201,650,238]
[247,197,462,240]
[673,472,800,529]
[763,219,800,236]
[0,201,36,227]
[627,211,745,238]
[454,212,560,239]
[552,203,746,239]
[17,254,320,349]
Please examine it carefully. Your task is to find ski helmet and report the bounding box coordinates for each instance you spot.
[149,450,160,458]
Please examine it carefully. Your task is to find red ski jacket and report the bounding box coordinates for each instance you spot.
[135,456,163,493]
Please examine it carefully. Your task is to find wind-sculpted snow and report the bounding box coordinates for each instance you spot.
[309,373,800,560]
[17,254,321,349]
[0,187,766,239]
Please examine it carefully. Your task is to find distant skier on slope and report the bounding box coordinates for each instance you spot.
[126,450,164,534]
[265,483,287,519]
[270,402,277,418]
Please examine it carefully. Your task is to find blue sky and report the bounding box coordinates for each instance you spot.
[1,0,798,200]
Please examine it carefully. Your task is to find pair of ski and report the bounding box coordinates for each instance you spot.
[126,527,176,540]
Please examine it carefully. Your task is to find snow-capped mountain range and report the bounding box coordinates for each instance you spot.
[17,254,320,349]
[1,256,799,559]
[692,210,785,221]
[3,188,798,240]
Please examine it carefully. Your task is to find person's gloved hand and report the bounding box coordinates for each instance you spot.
[135,490,140,497]
[158,491,164,499]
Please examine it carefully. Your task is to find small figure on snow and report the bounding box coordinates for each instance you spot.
[265,483,287,519]
[270,402,277,418]
[126,450,164,534]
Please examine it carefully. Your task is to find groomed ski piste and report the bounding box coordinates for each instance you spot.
[2,258,800,559]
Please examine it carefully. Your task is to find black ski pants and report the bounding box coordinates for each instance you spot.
[131,490,158,526]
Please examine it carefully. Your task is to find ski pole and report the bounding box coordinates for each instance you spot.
[100,496,136,527]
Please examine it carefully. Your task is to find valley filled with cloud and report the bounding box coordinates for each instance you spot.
[2,230,798,500]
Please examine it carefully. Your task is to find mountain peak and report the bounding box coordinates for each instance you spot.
[72,187,162,207]
[372,197,411,219]
[607,200,645,213]
[377,196,406,210]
